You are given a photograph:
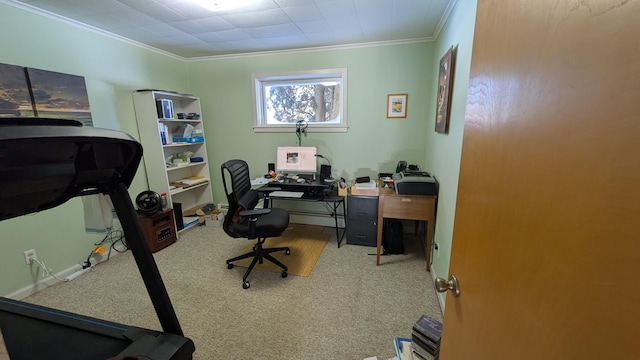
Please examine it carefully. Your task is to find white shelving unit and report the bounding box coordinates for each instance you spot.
[132,90,213,232]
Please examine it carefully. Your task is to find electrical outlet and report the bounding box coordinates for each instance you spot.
[24,249,37,264]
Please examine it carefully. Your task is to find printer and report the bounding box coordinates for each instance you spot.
[393,171,438,196]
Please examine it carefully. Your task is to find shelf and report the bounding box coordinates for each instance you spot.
[169,180,210,196]
[179,221,199,233]
[158,119,202,123]
[162,142,204,148]
[133,89,213,239]
[166,162,208,171]
[150,90,198,100]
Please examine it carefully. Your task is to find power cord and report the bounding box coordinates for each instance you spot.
[32,258,68,282]
[83,228,127,268]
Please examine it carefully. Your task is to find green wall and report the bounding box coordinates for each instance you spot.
[186,43,435,204]
[0,3,189,296]
[425,0,478,308]
[0,0,477,304]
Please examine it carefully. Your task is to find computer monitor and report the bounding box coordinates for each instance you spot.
[276,146,317,174]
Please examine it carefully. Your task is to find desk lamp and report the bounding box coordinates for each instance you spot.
[295,120,308,146]
[315,154,334,182]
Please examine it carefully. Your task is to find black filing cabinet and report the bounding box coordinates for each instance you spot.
[346,195,378,246]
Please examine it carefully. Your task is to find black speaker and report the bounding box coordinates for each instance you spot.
[135,191,161,215]
[320,164,332,181]
[173,202,184,231]
[268,163,275,172]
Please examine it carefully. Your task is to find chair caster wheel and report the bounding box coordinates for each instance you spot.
[227,263,234,269]
[285,249,291,255]
[242,281,250,289]
[281,270,288,278]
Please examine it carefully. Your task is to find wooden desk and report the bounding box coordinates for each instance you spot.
[374,186,437,271]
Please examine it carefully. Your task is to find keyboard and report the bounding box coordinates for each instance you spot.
[269,191,304,198]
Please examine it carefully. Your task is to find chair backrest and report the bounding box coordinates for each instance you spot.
[220,159,255,238]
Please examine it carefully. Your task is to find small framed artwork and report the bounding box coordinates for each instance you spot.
[435,46,457,134]
[387,93,408,118]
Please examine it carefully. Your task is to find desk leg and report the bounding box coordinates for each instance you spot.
[376,198,384,266]
[335,200,346,248]
[330,200,345,248]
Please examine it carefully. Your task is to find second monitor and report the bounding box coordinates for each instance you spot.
[276,146,317,175]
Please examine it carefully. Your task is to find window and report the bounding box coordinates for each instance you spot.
[253,68,348,132]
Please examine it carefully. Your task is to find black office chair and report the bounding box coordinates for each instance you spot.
[221,159,291,289]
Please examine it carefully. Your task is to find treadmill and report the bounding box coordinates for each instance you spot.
[0,118,195,359]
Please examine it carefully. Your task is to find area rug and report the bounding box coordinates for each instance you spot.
[232,224,329,277]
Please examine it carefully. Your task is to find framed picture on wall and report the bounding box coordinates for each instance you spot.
[0,63,35,117]
[387,93,408,118]
[435,46,456,134]
[26,67,93,126]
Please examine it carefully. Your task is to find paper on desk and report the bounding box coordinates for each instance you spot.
[354,180,377,189]
[251,177,270,185]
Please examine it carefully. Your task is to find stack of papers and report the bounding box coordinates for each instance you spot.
[354,180,377,189]
[180,176,207,185]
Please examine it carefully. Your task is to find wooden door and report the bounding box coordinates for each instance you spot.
[440,1,640,359]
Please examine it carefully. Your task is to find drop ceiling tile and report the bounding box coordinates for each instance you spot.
[190,16,235,32]
[140,22,185,37]
[280,5,324,22]
[274,0,310,7]
[156,34,204,46]
[242,23,301,39]
[222,8,290,28]
[168,19,210,34]
[130,2,186,23]
[207,29,251,42]
[315,0,357,18]
[109,9,160,26]
[213,39,263,51]
[258,34,310,48]
[193,32,226,43]
[164,1,222,20]
[295,20,331,34]
[74,13,132,31]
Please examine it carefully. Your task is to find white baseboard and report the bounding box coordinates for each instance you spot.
[430,264,447,314]
[5,252,120,300]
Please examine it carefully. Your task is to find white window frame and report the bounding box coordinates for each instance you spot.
[252,68,348,133]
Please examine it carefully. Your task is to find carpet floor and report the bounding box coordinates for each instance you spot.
[233,224,329,277]
[23,223,443,360]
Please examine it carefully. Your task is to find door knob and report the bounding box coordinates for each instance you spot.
[435,275,460,297]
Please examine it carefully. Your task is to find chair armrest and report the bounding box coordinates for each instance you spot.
[239,208,271,218]
[238,208,271,239]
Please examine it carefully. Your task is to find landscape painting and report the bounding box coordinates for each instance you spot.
[26,67,93,126]
[0,63,35,117]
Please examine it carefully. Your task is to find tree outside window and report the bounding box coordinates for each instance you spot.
[253,69,348,132]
